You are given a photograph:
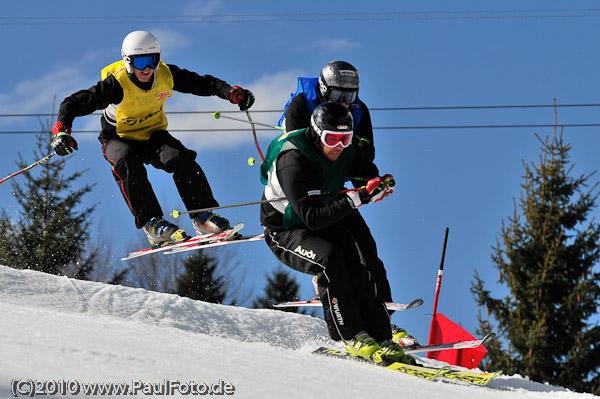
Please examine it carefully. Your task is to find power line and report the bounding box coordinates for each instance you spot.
[1,123,599,135]
[2,9,600,25]
[1,102,600,119]
[3,102,598,134]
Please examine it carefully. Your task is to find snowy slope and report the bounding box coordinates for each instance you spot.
[0,265,593,398]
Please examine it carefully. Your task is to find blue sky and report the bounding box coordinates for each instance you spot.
[1,1,599,343]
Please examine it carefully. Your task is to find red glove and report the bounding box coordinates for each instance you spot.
[228,85,255,110]
[51,121,78,156]
[346,177,385,208]
[52,121,71,135]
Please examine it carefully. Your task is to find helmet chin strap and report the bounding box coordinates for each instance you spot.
[306,126,325,155]
[316,89,327,103]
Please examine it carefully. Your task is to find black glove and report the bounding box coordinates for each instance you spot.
[382,174,395,197]
[346,177,385,208]
[228,85,255,111]
[51,121,78,156]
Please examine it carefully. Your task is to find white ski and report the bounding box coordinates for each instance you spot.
[404,332,496,354]
[273,298,424,312]
[121,223,244,261]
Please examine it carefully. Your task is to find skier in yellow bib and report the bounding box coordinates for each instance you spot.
[52,31,255,245]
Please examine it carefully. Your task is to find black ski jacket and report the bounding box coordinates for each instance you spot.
[260,130,372,232]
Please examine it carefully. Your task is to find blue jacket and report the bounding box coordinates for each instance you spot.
[278,77,362,128]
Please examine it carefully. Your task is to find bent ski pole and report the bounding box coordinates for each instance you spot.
[212,111,284,130]
[172,197,286,218]
[0,152,56,185]
[246,110,265,161]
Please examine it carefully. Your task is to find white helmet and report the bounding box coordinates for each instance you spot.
[121,31,161,74]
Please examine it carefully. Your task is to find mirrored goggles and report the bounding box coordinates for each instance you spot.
[328,88,357,104]
[131,54,160,70]
[320,130,353,148]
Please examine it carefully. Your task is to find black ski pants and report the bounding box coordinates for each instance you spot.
[265,212,393,343]
[348,211,393,306]
[101,130,218,229]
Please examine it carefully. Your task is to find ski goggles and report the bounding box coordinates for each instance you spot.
[131,54,160,70]
[320,130,353,148]
[328,88,358,104]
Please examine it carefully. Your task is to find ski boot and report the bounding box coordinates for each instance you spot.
[391,325,421,350]
[143,216,187,246]
[344,331,380,360]
[193,212,231,235]
[372,339,418,365]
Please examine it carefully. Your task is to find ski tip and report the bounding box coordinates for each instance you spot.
[482,332,497,344]
[408,298,424,309]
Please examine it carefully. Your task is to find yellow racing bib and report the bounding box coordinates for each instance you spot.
[101,60,173,140]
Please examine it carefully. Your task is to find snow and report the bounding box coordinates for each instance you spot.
[0,264,594,398]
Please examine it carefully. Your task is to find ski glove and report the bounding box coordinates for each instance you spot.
[51,121,78,156]
[347,177,386,208]
[229,85,255,111]
[382,174,395,197]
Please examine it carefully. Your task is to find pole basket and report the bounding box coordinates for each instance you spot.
[427,313,487,369]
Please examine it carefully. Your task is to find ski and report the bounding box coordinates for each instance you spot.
[405,332,496,355]
[121,223,244,261]
[438,368,502,385]
[164,231,264,255]
[273,298,424,312]
[313,347,501,385]
[313,347,450,381]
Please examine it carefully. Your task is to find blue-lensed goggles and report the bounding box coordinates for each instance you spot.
[328,88,357,104]
[131,54,160,70]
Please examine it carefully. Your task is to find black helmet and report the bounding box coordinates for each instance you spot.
[309,102,354,148]
[318,61,359,103]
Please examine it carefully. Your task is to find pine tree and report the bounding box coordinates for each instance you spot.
[125,234,184,294]
[471,129,600,394]
[253,269,303,313]
[0,123,97,279]
[176,250,226,304]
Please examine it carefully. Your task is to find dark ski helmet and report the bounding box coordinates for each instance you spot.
[309,102,354,149]
[318,61,360,104]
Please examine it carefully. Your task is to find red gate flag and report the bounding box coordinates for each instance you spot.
[427,313,487,369]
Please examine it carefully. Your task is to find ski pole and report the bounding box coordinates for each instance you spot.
[248,157,262,165]
[171,187,364,218]
[212,111,284,131]
[427,227,449,348]
[245,110,265,162]
[171,197,286,218]
[431,227,449,317]
[0,152,56,185]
